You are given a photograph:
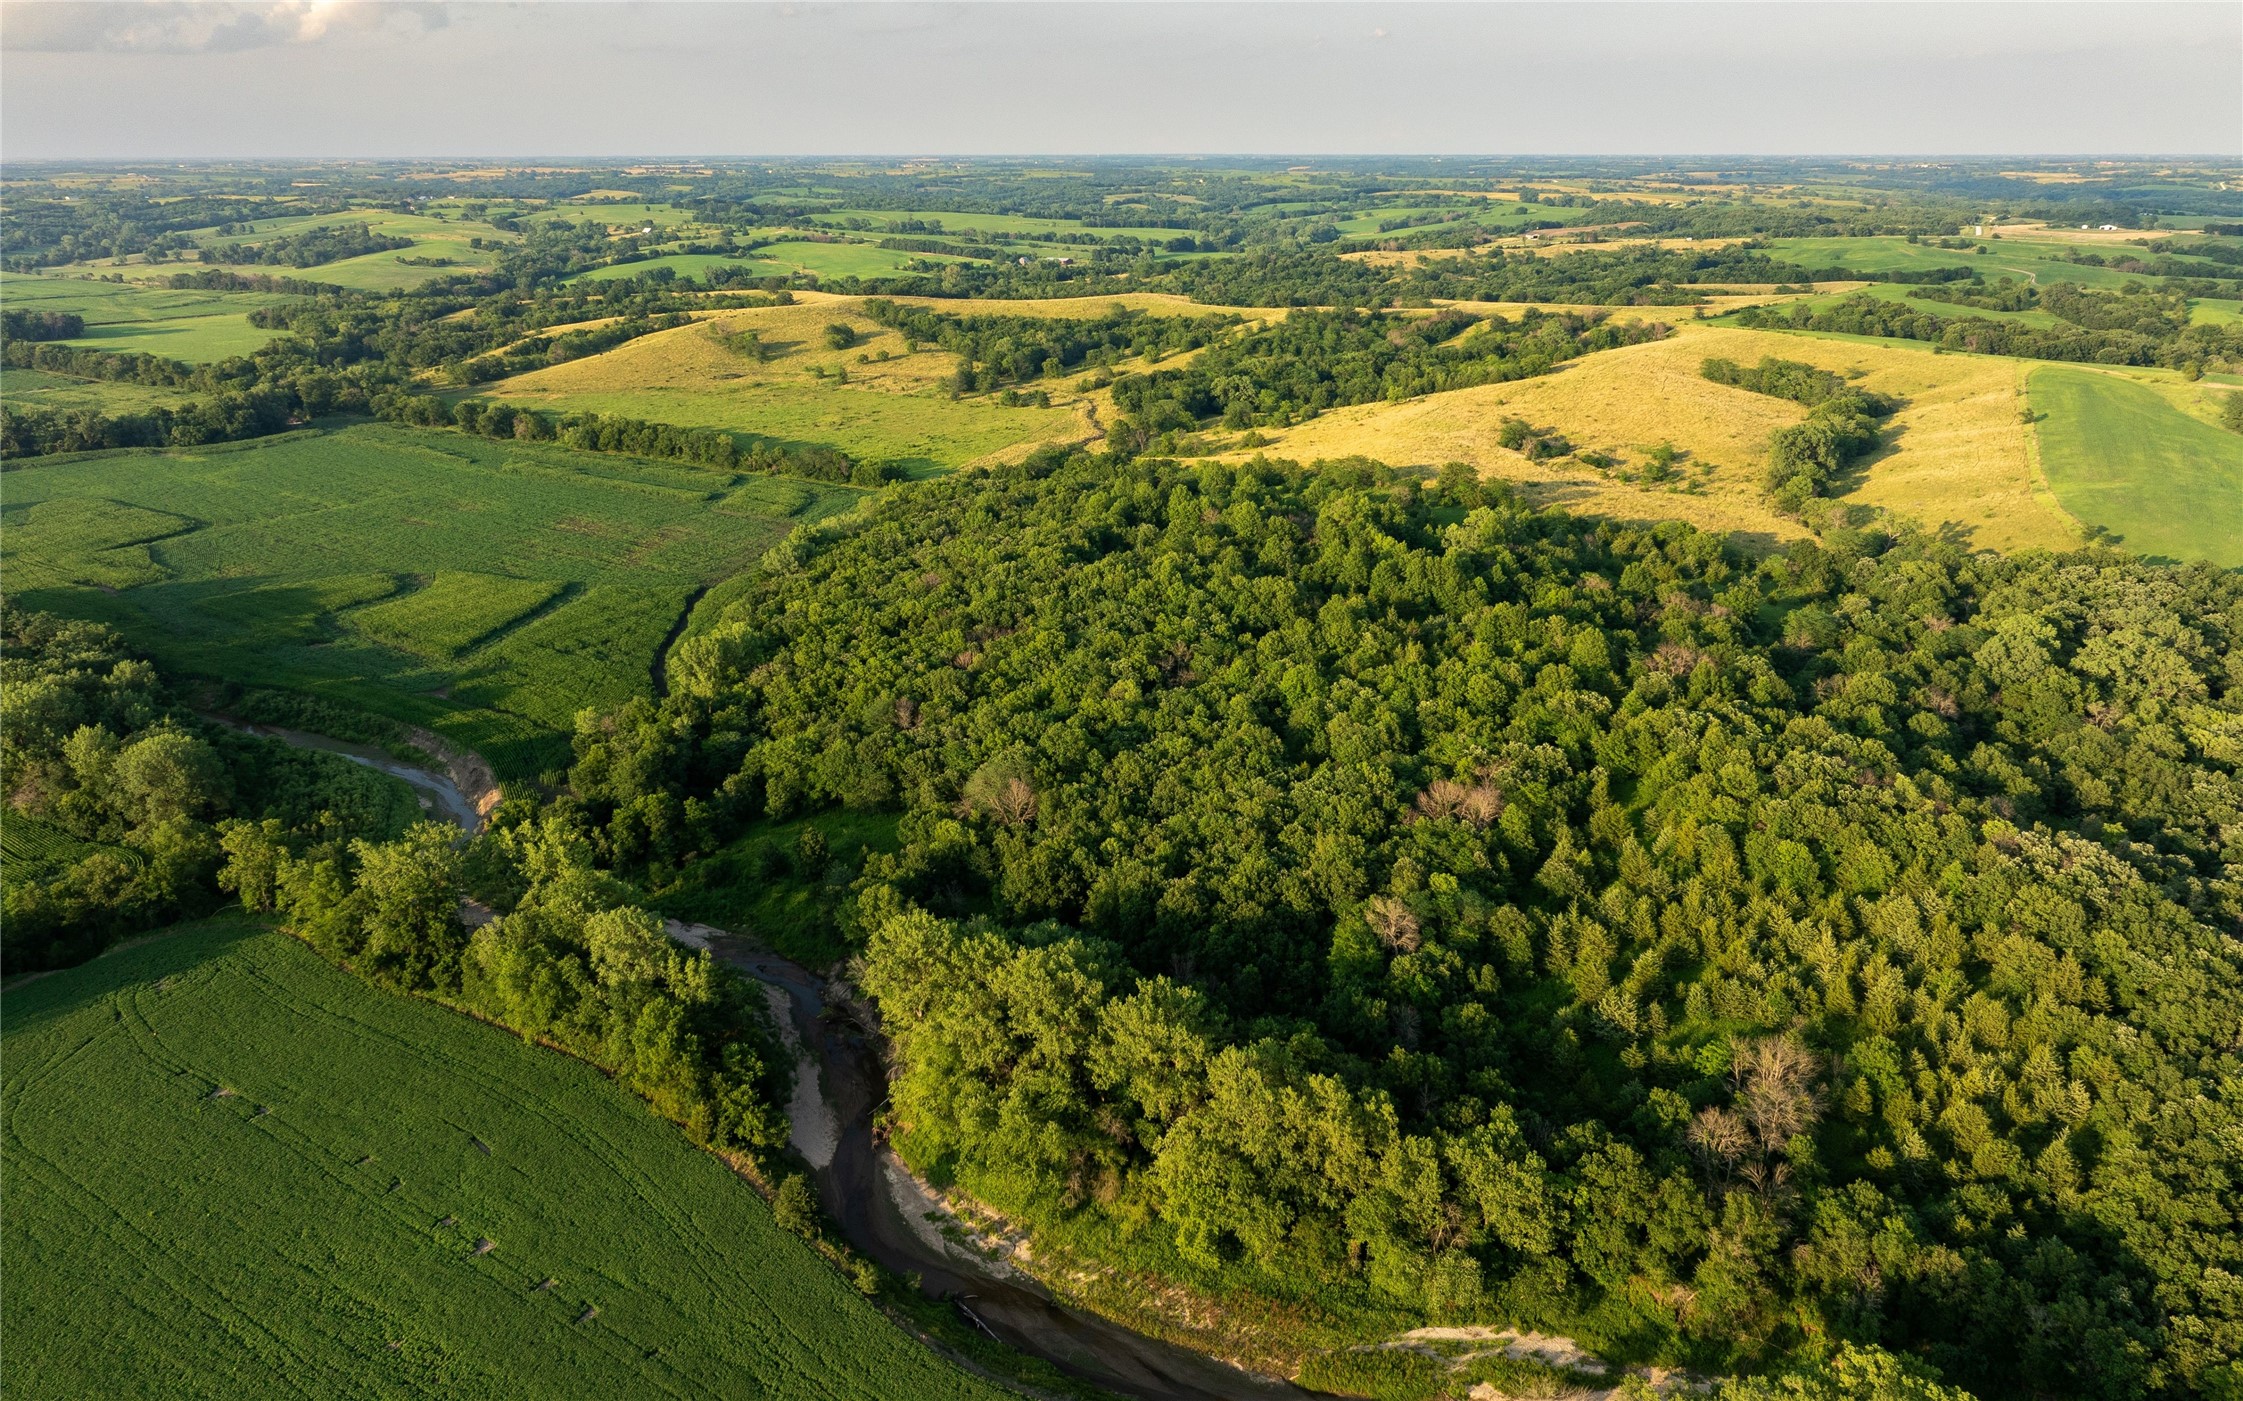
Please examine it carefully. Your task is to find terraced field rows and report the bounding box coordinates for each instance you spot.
[1,425,864,779]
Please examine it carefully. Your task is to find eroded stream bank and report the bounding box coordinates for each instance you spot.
[667,919,1304,1401]
[203,714,496,835]
[241,722,1299,1399]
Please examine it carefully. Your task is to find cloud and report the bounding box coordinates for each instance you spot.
[1,0,446,55]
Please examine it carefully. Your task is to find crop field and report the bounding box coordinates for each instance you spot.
[348,574,567,661]
[2,917,1008,1401]
[0,815,129,886]
[478,300,1092,473]
[2029,366,2243,566]
[1,424,864,779]
[1219,321,2066,551]
[0,272,288,361]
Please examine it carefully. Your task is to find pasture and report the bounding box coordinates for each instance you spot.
[571,240,979,286]
[2029,366,2243,567]
[2191,298,2243,328]
[807,207,1187,240]
[1765,279,2070,329]
[1220,321,2068,552]
[0,272,287,361]
[478,300,1093,473]
[574,252,776,284]
[2,916,1007,1401]
[1,424,864,779]
[1768,234,2159,291]
[174,209,514,291]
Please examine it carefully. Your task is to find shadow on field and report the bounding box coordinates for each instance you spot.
[2,915,266,1042]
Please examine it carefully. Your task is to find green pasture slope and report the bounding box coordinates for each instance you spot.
[2031,367,2243,567]
[2,917,1007,1401]
[2,423,866,780]
[1769,235,2162,290]
[575,240,976,285]
[0,271,287,361]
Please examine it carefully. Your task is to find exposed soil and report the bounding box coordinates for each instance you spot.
[666,918,1303,1401]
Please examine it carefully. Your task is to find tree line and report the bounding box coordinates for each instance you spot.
[201,222,413,269]
[371,393,884,484]
[1733,293,2241,372]
[860,298,1239,392]
[1701,356,1899,512]
[214,801,793,1163]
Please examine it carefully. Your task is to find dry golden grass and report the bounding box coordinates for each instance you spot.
[782,288,1284,322]
[1208,323,2079,551]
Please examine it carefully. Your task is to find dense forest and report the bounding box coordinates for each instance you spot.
[561,451,2242,1399]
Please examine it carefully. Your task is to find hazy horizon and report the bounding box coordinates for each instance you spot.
[4,1,2236,161]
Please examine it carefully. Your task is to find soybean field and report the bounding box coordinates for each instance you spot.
[1,917,1010,1401]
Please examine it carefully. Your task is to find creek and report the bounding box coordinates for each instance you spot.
[242,722,1301,1399]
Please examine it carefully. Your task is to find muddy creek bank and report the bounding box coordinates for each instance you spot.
[667,920,1303,1400]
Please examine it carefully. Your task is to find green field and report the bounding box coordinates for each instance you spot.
[1770,234,2158,290]
[1,424,866,779]
[173,209,514,292]
[1328,200,1578,238]
[575,251,778,283]
[479,306,1087,474]
[809,207,1186,239]
[1760,278,2069,329]
[523,201,700,231]
[2031,366,2243,566]
[2,917,1006,1401]
[0,814,133,886]
[570,240,975,285]
[0,272,287,361]
[0,364,201,413]
[2192,298,2243,328]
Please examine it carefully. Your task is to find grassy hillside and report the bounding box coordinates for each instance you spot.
[1217,322,2071,552]
[2,424,864,779]
[478,299,1093,474]
[2030,366,2243,566]
[2,917,1008,1401]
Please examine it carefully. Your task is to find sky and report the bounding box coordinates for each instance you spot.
[2,0,2237,159]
